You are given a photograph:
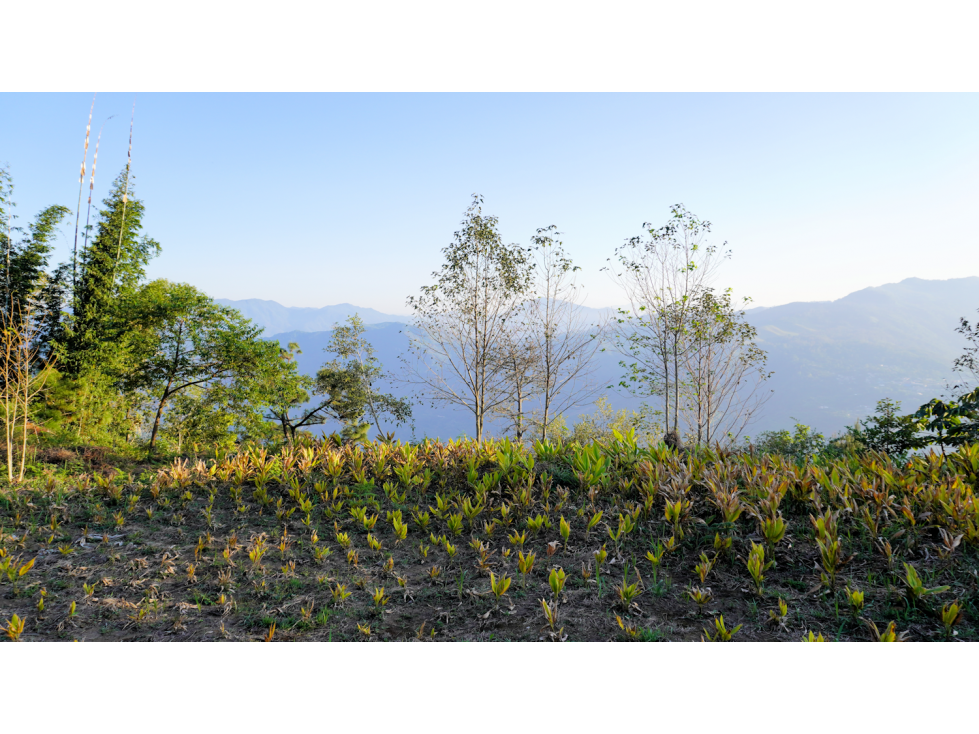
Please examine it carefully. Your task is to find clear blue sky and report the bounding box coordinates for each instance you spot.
[2,93,978,315]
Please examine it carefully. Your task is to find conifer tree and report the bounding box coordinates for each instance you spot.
[0,166,71,356]
[61,171,159,377]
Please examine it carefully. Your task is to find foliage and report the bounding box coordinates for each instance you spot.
[0,304,58,481]
[749,422,827,461]
[315,315,411,443]
[502,226,604,442]
[911,387,979,454]
[122,279,282,452]
[158,386,238,455]
[547,397,662,447]
[261,342,326,443]
[4,431,979,642]
[845,398,922,458]
[953,307,979,387]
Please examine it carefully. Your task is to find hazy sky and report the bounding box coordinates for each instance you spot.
[2,93,978,314]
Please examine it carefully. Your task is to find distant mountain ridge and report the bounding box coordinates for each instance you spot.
[743,276,978,434]
[217,297,614,336]
[215,298,410,334]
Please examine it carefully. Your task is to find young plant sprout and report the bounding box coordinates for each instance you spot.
[941,601,963,639]
[548,567,567,599]
[845,586,865,616]
[866,620,908,642]
[615,567,642,611]
[686,586,713,613]
[517,551,536,588]
[616,615,640,639]
[768,598,788,629]
[745,542,769,595]
[713,532,732,556]
[585,510,603,540]
[332,583,352,606]
[760,515,787,553]
[902,563,950,605]
[489,572,511,602]
[694,553,714,584]
[702,615,742,642]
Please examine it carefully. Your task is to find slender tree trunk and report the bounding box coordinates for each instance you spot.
[672,339,680,436]
[664,346,672,435]
[18,365,29,483]
[149,383,172,453]
[514,374,524,442]
[4,374,14,483]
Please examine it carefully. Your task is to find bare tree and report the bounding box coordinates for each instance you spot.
[522,226,605,442]
[490,317,539,442]
[605,204,727,439]
[402,195,532,441]
[1,302,55,482]
[679,288,771,445]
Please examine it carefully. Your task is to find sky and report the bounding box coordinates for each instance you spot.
[2,93,978,315]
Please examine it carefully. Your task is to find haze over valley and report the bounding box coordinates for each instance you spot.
[218,275,977,442]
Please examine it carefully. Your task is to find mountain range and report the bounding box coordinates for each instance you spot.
[214,298,410,333]
[221,277,979,442]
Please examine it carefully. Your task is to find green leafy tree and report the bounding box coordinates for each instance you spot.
[846,398,924,457]
[751,422,827,462]
[159,385,238,455]
[894,311,979,459]
[953,308,979,388]
[507,226,604,443]
[122,279,281,453]
[35,263,72,364]
[261,342,331,443]
[911,388,979,459]
[317,315,412,442]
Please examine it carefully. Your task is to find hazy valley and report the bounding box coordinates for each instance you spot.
[218,275,978,442]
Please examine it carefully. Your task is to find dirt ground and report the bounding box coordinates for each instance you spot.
[2,445,976,642]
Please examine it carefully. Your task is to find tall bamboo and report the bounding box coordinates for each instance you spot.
[72,94,96,307]
[113,95,136,284]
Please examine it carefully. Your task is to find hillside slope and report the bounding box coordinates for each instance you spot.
[746,276,977,434]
